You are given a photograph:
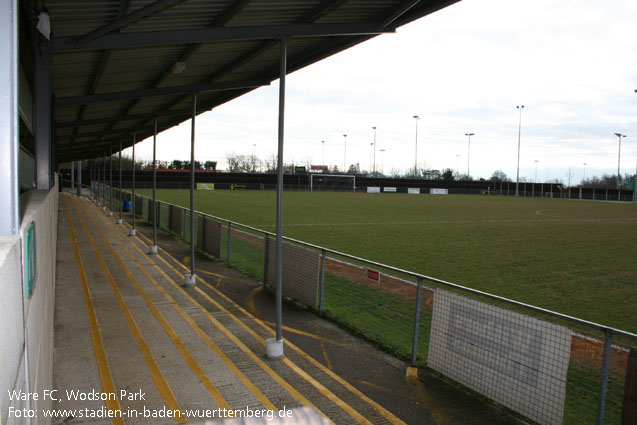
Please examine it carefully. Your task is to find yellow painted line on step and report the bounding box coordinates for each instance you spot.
[79,198,314,417]
[123,218,404,425]
[63,196,124,425]
[77,199,273,411]
[68,198,185,423]
[186,287,372,425]
[157,244,408,425]
[72,197,232,411]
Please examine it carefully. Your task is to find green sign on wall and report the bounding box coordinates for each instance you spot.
[25,221,36,298]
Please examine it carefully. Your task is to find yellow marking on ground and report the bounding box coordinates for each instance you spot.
[405,370,453,425]
[406,367,418,379]
[81,199,317,418]
[73,198,232,411]
[63,196,124,425]
[193,280,408,425]
[193,268,219,277]
[245,286,262,318]
[257,321,371,355]
[189,285,374,425]
[317,320,333,370]
[79,200,275,411]
[128,222,406,425]
[183,256,190,265]
[69,198,185,423]
[357,381,404,398]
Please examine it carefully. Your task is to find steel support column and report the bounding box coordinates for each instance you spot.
[109,147,113,216]
[76,160,82,196]
[266,37,287,360]
[130,132,137,236]
[184,93,197,287]
[150,119,158,254]
[102,152,107,209]
[0,0,18,236]
[35,37,52,190]
[117,141,123,224]
[71,160,75,189]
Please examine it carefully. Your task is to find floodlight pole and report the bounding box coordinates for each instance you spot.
[372,126,377,176]
[321,140,325,165]
[583,162,587,183]
[343,134,347,172]
[515,105,524,196]
[380,149,386,175]
[184,93,197,287]
[465,132,474,178]
[413,115,419,177]
[614,132,626,189]
[266,37,287,360]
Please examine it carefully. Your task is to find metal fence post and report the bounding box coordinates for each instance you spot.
[319,250,326,316]
[227,222,232,265]
[263,233,269,286]
[201,215,206,253]
[596,329,613,425]
[411,277,424,366]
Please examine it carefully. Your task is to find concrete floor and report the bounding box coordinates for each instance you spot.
[54,192,523,425]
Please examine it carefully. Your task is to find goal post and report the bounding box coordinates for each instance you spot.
[310,174,356,192]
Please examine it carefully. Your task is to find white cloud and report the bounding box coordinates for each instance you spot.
[132,0,637,182]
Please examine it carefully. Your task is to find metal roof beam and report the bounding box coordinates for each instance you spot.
[56,127,142,142]
[53,23,394,52]
[74,0,187,47]
[56,79,268,106]
[56,108,196,128]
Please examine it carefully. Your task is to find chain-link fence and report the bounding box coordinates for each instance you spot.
[89,184,636,425]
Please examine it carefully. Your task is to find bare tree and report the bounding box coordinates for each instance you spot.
[490,170,511,182]
[247,154,261,172]
[264,153,278,173]
[225,152,241,172]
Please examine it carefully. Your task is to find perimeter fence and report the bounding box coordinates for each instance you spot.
[83,181,636,425]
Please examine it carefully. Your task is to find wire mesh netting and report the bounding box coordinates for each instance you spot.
[94,187,636,425]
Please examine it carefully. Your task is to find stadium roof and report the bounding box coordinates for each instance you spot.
[23,0,458,163]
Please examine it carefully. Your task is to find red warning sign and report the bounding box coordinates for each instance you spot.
[366,268,380,282]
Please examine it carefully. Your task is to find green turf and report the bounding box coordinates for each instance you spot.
[137,189,637,333]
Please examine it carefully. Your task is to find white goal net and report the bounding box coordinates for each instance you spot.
[309,174,356,192]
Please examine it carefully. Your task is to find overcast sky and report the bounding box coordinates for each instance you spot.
[128,0,637,183]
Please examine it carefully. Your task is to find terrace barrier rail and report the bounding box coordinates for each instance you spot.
[78,182,636,425]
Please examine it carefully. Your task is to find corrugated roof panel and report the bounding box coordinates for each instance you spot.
[226,0,314,26]
[47,1,121,36]
[44,0,458,162]
[95,47,185,94]
[124,0,228,32]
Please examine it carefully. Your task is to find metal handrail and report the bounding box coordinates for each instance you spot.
[119,187,637,340]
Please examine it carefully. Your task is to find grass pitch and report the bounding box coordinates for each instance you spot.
[139,189,637,333]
